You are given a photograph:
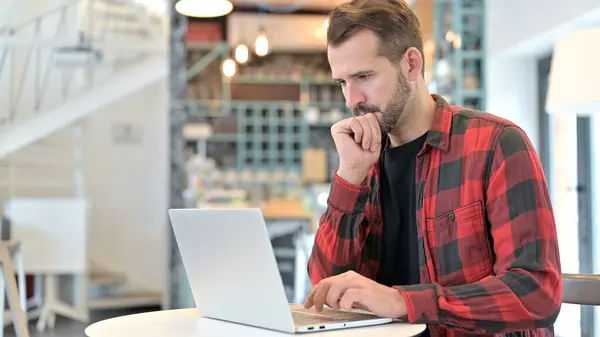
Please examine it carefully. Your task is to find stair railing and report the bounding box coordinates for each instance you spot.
[0,0,167,130]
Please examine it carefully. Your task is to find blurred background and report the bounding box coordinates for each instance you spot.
[0,0,598,336]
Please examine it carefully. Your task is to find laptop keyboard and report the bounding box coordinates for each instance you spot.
[291,307,377,325]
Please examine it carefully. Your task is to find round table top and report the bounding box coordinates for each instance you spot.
[85,308,426,337]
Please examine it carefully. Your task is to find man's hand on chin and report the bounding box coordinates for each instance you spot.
[303,271,408,319]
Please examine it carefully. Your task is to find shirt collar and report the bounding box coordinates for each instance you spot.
[424,94,454,152]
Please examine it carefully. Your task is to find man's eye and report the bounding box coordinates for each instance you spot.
[357,74,370,81]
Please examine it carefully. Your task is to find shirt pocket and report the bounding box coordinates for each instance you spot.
[425,200,493,286]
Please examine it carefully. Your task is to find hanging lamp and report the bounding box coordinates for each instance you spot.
[175,0,233,18]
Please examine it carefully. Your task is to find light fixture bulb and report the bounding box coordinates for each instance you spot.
[436,59,450,77]
[222,58,236,77]
[175,0,233,18]
[255,29,269,57]
[235,44,249,63]
[316,18,329,39]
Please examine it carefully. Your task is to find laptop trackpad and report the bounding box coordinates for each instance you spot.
[291,306,382,324]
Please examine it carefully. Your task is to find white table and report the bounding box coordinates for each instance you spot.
[85,308,427,337]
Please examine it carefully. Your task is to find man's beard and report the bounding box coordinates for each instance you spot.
[352,71,411,134]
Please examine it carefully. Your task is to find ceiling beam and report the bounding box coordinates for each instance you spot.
[230,5,331,15]
[0,0,25,32]
[187,5,331,23]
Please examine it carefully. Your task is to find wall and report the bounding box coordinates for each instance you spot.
[486,0,600,57]
[83,78,168,293]
[485,57,539,148]
[0,128,80,206]
[485,0,600,150]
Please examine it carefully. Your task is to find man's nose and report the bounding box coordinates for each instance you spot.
[344,85,366,110]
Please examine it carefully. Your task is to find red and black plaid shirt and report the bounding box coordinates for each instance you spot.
[307,95,562,337]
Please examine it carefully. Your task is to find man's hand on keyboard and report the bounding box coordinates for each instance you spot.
[303,271,407,319]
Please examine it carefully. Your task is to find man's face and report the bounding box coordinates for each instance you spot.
[327,29,412,133]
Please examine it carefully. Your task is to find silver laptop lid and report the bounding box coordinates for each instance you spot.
[168,208,296,333]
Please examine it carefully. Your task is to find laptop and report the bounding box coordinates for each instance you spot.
[168,208,393,333]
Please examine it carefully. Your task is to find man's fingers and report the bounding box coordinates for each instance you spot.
[325,283,343,310]
[339,288,363,311]
[332,118,363,143]
[365,113,381,152]
[374,112,383,123]
[304,273,350,309]
[349,119,365,144]
[354,303,369,311]
[325,283,360,310]
[312,282,332,312]
[304,280,326,308]
[332,116,378,149]
[355,116,373,150]
[304,285,318,308]
[304,272,366,310]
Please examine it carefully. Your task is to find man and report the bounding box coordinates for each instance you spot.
[303,0,563,336]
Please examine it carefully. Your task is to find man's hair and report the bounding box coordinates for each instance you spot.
[327,0,424,75]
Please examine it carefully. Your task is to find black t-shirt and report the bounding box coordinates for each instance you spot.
[377,132,429,336]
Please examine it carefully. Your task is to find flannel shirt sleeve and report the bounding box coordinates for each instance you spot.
[393,126,562,334]
[307,169,372,285]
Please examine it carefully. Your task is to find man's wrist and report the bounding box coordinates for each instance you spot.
[391,288,408,319]
[336,167,369,185]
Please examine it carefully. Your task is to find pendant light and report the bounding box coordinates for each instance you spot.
[255,27,269,57]
[222,58,236,77]
[175,0,233,18]
[546,28,600,116]
[235,44,249,64]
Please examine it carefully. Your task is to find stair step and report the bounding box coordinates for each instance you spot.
[88,291,163,310]
[88,270,127,286]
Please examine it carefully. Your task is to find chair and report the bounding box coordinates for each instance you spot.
[0,240,29,337]
[562,273,600,305]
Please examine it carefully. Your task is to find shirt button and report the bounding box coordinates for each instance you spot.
[420,313,428,321]
[449,213,455,221]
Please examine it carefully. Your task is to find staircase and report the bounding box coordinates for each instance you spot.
[0,0,167,159]
[88,262,163,310]
[0,0,168,323]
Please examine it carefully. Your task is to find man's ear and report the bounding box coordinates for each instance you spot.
[403,47,423,82]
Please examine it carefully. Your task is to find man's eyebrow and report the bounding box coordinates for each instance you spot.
[349,70,373,78]
[333,70,373,82]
